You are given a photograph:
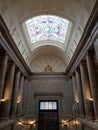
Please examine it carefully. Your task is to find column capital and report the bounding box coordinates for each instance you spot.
[15,67,20,73]
[86,51,95,56]
[80,60,87,65]
[20,72,24,77]
[0,51,7,55]
[72,72,75,76]
[75,66,80,72]
[7,61,15,66]
[24,76,27,80]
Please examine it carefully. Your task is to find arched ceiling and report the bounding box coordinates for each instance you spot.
[0,0,96,72]
[29,45,66,63]
[29,45,67,72]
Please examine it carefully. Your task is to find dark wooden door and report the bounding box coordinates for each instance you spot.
[38,100,59,130]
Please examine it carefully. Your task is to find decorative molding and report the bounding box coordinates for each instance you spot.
[30,55,66,72]
[29,72,69,81]
[34,92,63,97]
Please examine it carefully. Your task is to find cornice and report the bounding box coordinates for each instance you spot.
[29,72,69,81]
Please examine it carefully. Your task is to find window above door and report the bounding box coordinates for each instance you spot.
[39,100,58,110]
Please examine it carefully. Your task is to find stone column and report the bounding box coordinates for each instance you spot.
[10,68,20,118]
[17,74,24,115]
[72,74,79,103]
[75,68,85,118]
[80,62,94,120]
[72,74,79,116]
[0,53,8,102]
[86,52,98,121]
[22,78,28,113]
[0,62,15,119]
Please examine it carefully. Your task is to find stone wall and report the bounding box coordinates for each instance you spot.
[22,73,74,121]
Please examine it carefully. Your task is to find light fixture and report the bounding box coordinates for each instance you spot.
[18,122,22,125]
[1,99,6,102]
[76,101,79,104]
[73,120,80,125]
[61,118,73,127]
[61,119,67,124]
[89,98,93,101]
[17,101,20,104]
[30,120,36,125]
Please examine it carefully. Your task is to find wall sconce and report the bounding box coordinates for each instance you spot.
[61,119,67,124]
[73,120,80,125]
[17,101,20,104]
[30,120,36,125]
[76,101,79,104]
[89,98,93,101]
[1,99,6,102]
[18,122,22,125]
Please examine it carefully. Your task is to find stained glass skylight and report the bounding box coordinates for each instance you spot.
[25,15,69,43]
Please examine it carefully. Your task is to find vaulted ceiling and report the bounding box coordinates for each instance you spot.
[0,0,96,72]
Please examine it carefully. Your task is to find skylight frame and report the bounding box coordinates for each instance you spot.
[25,15,69,44]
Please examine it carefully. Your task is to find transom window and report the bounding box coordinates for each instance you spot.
[39,101,57,110]
[25,15,69,43]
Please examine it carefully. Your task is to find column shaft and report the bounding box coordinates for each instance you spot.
[17,75,24,115]
[75,69,85,118]
[22,78,28,114]
[10,69,20,117]
[80,62,94,120]
[72,74,79,103]
[72,74,79,116]
[0,63,15,119]
[86,53,98,121]
[0,53,8,102]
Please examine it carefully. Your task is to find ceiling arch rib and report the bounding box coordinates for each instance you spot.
[29,45,66,62]
[30,41,65,52]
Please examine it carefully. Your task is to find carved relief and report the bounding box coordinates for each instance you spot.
[45,65,52,72]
